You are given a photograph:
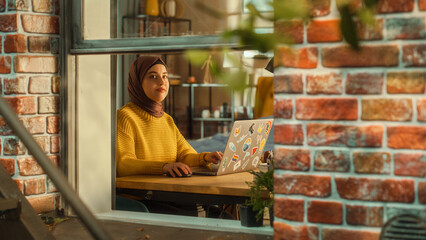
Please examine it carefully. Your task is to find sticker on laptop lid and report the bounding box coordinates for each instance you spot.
[234,126,241,137]
[237,134,248,143]
[259,139,266,151]
[229,142,236,152]
[257,125,263,134]
[248,123,255,135]
[266,121,272,135]
[243,151,250,160]
[252,156,260,167]
[232,154,239,162]
[252,147,258,155]
[233,160,241,171]
[242,159,250,169]
[221,156,228,169]
[242,138,251,152]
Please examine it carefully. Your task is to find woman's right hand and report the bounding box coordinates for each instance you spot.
[162,162,191,178]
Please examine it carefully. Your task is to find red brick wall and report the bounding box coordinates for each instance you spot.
[0,0,60,214]
[273,0,425,239]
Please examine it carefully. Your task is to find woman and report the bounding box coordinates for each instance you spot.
[116,56,223,178]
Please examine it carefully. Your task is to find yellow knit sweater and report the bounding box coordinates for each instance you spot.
[116,102,207,177]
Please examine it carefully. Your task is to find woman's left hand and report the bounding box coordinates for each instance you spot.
[204,151,223,164]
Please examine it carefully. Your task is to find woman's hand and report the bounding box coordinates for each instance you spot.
[204,151,223,164]
[162,162,191,178]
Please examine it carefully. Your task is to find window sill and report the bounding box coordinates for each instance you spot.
[95,210,273,236]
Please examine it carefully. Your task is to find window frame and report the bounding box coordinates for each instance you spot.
[65,1,273,235]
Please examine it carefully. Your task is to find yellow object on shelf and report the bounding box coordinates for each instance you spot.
[145,0,159,16]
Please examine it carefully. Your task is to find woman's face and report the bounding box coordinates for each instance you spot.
[142,64,169,103]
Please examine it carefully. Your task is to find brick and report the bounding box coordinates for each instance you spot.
[296,98,358,120]
[388,126,426,150]
[0,158,15,175]
[275,20,303,44]
[274,74,303,93]
[275,148,310,171]
[314,150,350,172]
[307,20,341,43]
[346,72,384,94]
[52,76,60,93]
[8,0,30,10]
[29,76,51,93]
[20,116,45,134]
[274,98,292,119]
[24,177,46,196]
[311,0,331,17]
[14,179,23,193]
[335,177,414,202]
[308,124,383,147]
[0,117,13,135]
[0,14,18,32]
[394,153,426,177]
[0,0,5,11]
[48,155,59,168]
[275,174,331,197]
[403,44,426,67]
[47,178,57,193]
[387,71,425,94]
[386,18,426,40]
[38,96,59,114]
[353,152,391,174]
[33,0,52,13]
[346,205,384,227]
[34,136,49,153]
[21,14,59,34]
[47,116,60,133]
[308,201,342,224]
[18,157,43,176]
[28,36,50,53]
[274,222,319,240]
[356,19,383,40]
[50,37,59,54]
[14,55,58,73]
[274,124,304,145]
[306,73,343,94]
[27,195,55,213]
[50,135,59,153]
[322,45,398,67]
[378,0,414,13]
[419,182,426,204]
[4,76,27,94]
[418,99,426,121]
[361,98,413,121]
[276,46,318,69]
[0,56,12,73]
[4,34,27,53]
[274,198,304,222]
[322,228,380,240]
[6,96,37,114]
[420,0,426,10]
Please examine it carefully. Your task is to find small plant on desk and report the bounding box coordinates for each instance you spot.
[245,167,274,222]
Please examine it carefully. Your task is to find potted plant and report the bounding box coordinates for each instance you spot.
[240,153,274,227]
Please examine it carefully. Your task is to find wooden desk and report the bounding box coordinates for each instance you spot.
[116,172,254,205]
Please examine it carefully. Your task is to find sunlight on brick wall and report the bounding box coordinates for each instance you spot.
[273,0,426,239]
[0,0,60,214]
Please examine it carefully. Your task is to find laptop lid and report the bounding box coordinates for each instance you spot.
[216,118,274,176]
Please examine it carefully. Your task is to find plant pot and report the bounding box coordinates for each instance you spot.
[269,206,274,227]
[239,205,263,227]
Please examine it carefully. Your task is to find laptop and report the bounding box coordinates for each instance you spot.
[191,118,274,176]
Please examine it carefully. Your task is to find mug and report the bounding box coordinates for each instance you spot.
[201,110,210,118]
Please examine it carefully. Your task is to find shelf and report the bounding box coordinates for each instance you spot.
[193,118,233,122]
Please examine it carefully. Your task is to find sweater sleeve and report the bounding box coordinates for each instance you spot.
[116,116,166,177]
[175,126,208,167]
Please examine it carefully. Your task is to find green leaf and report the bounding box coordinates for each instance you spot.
[273,0,311,21]
[184,50,210,66]
[340,5,359,50]
[364,0,379,8]
[357,8,375,26]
